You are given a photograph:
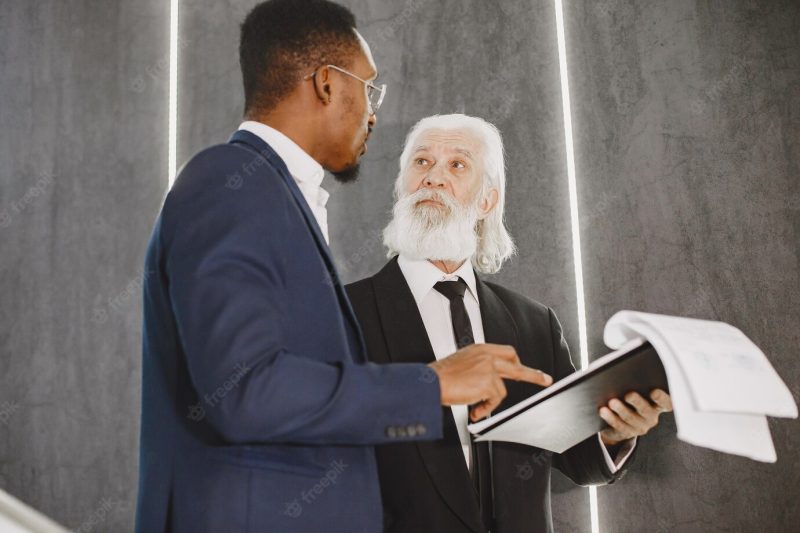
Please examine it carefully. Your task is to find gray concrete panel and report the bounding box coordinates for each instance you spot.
[565,1,800,531]
[0,1,168,530]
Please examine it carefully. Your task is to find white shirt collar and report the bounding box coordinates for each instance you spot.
[397,254,479,306]
[238,120,328,207]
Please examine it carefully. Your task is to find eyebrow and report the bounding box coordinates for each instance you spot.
[454,148,474,160]
[412,145,474,161]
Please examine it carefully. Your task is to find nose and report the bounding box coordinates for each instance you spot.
[423,164,447,188]
[368,112,377,130]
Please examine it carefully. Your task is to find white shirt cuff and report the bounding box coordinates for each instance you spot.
[598,434,637,473]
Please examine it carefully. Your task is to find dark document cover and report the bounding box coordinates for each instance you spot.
[468,339,670,453]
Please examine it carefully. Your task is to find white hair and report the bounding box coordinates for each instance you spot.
[385,114,516,274]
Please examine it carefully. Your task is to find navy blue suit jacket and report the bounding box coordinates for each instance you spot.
[135,130,443,533]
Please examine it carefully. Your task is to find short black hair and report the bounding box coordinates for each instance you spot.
[239,0,360,115]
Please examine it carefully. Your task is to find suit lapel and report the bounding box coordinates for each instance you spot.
[475,278,534,411]
[229,130,332,267]
[372,258,485,533]
[227,130,367,361]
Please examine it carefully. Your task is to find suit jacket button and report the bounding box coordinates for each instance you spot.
[406,425,417,437]
[416,424,426,436]
[396,426,407,438]
[386,426,397,438]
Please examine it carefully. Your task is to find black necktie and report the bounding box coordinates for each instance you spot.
[434,279,493,532]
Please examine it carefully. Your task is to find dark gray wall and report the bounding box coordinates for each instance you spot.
[0,1,168,530]
[565,1,800,531]
[1,1,797,532]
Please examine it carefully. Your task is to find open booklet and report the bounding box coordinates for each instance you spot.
[468,338,668,453]
[467,311,797,462]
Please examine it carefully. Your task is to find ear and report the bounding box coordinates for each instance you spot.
[311,66,333,105]
[477,187,499,220]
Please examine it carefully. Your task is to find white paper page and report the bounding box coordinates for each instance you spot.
[0,489,70,533]
[642,322,776,461]
[604,311,792,462]
[605,311,797,418]
[471,410,580,453]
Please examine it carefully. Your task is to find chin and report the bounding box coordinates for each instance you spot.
[331,161,361,183]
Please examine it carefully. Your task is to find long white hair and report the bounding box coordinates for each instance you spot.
[384,114,516,274]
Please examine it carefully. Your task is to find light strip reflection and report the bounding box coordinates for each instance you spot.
[168,0,179,185]
[553,0,600,532]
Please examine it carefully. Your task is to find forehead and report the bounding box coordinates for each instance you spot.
[353,29,377,76]
[412,128,482,156]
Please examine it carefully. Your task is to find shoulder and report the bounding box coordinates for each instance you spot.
[345,277,375,307]
[168,142,287,205]
[482,280,550,317]
[481,279,560,337]
[346,258,402,303]
[160,142,294,245]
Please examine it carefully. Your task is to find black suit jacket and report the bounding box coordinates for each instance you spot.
[346,257,633,533]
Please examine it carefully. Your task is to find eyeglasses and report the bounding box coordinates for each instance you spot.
[304,64,386,115]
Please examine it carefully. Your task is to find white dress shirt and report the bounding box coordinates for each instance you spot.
[238,121,330,243]
[398,254,481,467]
[396,254,635,473]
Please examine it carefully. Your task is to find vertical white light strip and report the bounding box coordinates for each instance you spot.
[168,0,179,185]
[553,1,600,533]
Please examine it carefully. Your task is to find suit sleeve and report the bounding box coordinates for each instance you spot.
[164,164,442,446]
[548,308,635,486]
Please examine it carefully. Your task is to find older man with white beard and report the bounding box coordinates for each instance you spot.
[346,114,673,533]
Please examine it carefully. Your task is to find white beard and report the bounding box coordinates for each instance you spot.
[383,188,481,263]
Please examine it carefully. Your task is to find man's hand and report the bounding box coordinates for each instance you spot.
[428,344,553,422]
[599,389,673,446]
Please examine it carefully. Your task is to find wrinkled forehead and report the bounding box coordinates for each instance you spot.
[410,128,483,159]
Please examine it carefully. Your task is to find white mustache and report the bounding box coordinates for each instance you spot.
[405,189,458,212]
[384,187,481,264]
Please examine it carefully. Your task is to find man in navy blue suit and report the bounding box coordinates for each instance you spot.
[134,1,552,532]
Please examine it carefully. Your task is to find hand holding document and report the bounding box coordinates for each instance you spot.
[604,311,796,462]
[468,338,668,452]
[468,311,797,462]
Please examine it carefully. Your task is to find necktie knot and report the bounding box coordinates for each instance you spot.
[433,278,468,301]
[433,278,474,349]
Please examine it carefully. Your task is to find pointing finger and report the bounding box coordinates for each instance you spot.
[471,396,498,421]
[489,345,521,365]
[495,359,553,386]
